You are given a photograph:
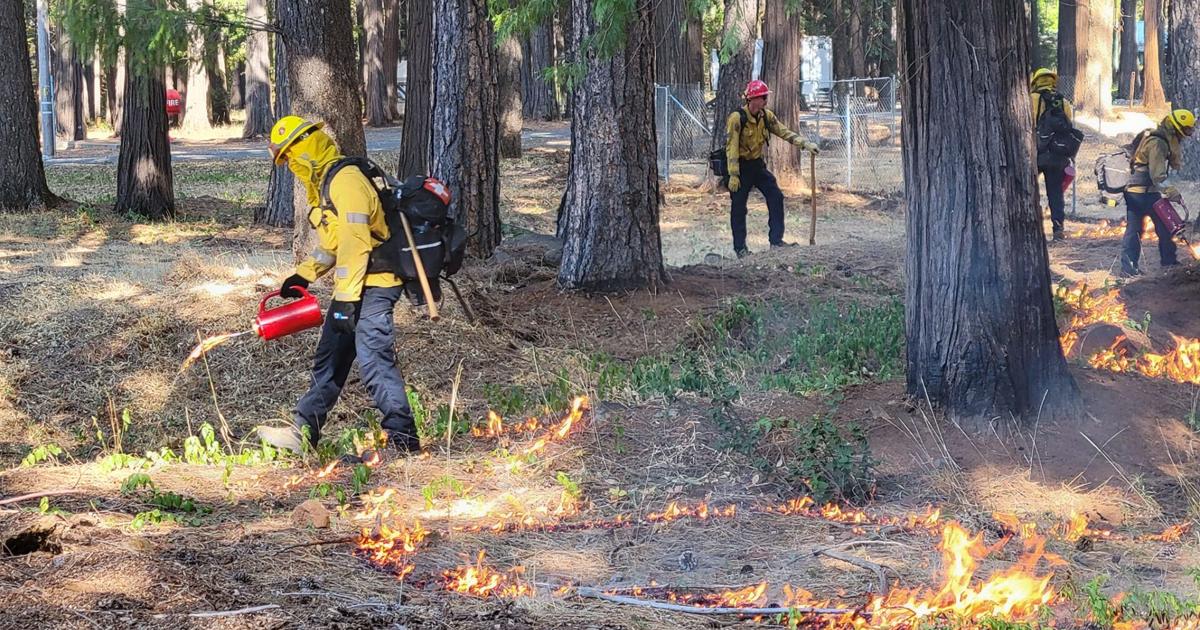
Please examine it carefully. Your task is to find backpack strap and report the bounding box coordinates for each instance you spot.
[319,157,379,213]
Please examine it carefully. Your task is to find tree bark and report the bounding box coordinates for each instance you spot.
[1056,0,1077,100]
[364,0,390,126]
[432,0,500,258]
[898,0,1080,425]
[711,0,760,152]
[182,0,210,130]
[556,5,572,117]
[1145,0,1167,110]
[832,0,851,80]
[1030,0,1040,68]
[558,0,664,291]
[498,32,523,158]
[0,0,56,211]
[278,0,365,258]
[398,0,432,177]
[849,0,867,88]
[84,53,97,122]
[521,22,558,121]
[763,0,805,178]
[653,0,703,84]
[242,0,272,138]
[1117,0,1137,100]
[259,26,294,227]
[115,66,175,219]
[384,0,401,120]
[52,25,86,141]
[206,28,231,124]
[1072,0,1113,116]
[1169,0,1200,179]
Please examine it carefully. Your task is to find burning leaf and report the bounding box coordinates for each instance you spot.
[441,550,535,598]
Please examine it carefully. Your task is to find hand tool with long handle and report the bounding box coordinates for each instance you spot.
[397,212,440,321]
[809,151,818,246]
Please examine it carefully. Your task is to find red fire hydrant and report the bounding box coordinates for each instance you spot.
[253,287,324,340]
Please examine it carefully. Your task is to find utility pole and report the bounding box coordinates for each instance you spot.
[36,0,55,158]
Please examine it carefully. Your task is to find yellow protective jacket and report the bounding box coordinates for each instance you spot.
[1030,90,1074,128]
[286,130,402,302]
[724,107,811,179]
[1127,120,1183,194]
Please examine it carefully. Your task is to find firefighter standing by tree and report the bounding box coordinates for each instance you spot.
[1030,68,1075,242]
[256,115,421,454]
[1121,108,1196,276]
[726,80,820,258]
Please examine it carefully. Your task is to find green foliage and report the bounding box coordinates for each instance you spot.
[421,475,468,510]
[38,497,68,517]
[21,444,64,468]
[121,472,156,494]
[177,423,279,467]
[98,452,147,473]
[543,369,574,413]
[351,464,371,495]
[120,472,208,529]
[1066,575,1200,627]
[784,415,875,504]
[555,471,581,499]
[484,383,531,417]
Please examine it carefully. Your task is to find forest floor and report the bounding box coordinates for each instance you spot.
[3,128,1200,629]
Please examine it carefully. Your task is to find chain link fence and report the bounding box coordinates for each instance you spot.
[654,78,902,193]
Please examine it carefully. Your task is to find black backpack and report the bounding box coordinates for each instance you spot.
[708,109,753,177]
[1035,90,1084,160]
[319,158,467,306]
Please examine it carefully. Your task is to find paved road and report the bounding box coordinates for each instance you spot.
[44,125,571,166]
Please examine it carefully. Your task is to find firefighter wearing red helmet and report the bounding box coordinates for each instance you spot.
[725,80,819,258]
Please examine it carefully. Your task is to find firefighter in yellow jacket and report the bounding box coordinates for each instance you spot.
[1121,109,1196,276]
[726,80,819,258]
[257,115,419,454]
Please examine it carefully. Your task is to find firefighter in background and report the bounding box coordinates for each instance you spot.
[1030,68,1074,242]
[1122,108,1196,276]
[726,80,820,259]
[256,115,420,454]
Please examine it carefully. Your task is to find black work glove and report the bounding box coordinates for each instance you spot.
[329,300,360,335]
[280,274,309,299]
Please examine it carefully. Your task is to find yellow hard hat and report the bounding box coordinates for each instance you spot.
[1168,109,1196,136]
[1029,68,1057,90]
[269,115,325,165]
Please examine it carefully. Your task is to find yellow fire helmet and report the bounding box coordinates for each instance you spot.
[1168,108,1196,137]
[1029,68,1057,91]
[269,115,325,165]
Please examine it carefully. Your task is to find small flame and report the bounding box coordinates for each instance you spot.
[355,520,428,579]
[179,330,252,373]
[441,550,535,598]
[1141,522,1191,542]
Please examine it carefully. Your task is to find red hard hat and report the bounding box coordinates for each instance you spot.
[744,80,770,99]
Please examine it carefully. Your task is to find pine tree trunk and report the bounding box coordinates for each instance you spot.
[556,6,572,118]
[498,32,523,159]
[1146,0,1167,109]
[653,0,703,84]
[521,22,558,121]
[242,0,272,138]
[384,0,401,120]
[115,66,175,219]
[207,30,231,124]
[558,0,664,291]
[832,0,851,79]
[1072,0,1113,116]
[711,0,759,152]
[0,0,56,211]
[52,26,85,141]
[182,0,210,130]
[1056,0,1077,100]
[1117,0,1137,100]
[106,53,125,135]
[398,0,432,177]
[259,26,294,227]
[898,0,1080,425]
[278,0,365,258]
[364,0,389,126]
[1030,0,1040,68]
[850,0,867,90]
[84,54,97,122]
[432,0,500,258]
[1169,0,1200,179]
[763,0,805,178]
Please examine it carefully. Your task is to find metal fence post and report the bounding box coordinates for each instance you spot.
[665,86,673,185]
[844,94,852,188]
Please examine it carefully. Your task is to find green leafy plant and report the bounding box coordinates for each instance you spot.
[555,471,581,500]
[421,475,468,510]
[783,415,875,503]
[484,383,531,417]
[21,444,64,468]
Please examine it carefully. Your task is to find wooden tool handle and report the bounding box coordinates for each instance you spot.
[809,151,817,246]
[398,212,440,321]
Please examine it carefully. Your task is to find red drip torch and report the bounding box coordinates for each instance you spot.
[1061,164,1075,193]
[1152,197,1200,259]
[254,287,324,340]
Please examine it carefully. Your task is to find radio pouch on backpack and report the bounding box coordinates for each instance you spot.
[1035,90,1084,165]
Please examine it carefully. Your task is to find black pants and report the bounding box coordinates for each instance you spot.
[1038,165,1066,232]
[294,285,417,444]
[729,158,786,251]
[1122,191,1178,271]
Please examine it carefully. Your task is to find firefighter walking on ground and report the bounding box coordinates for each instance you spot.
[726,80,819,258]
[1122,108,1196,276]
[257,115,420,454]
[1030,68,1076,241]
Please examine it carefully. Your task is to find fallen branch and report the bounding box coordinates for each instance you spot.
[814,549,891,595]
[279,536,357,550]
[0,490,87,506]
[155,604,281,619]
[575,586,857,617]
